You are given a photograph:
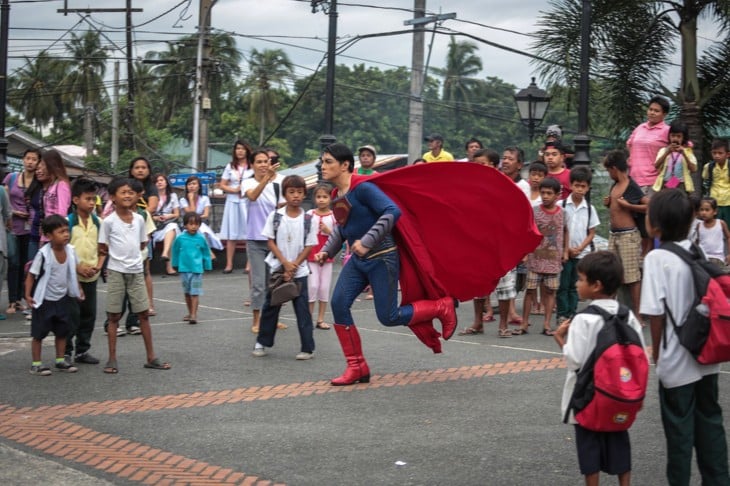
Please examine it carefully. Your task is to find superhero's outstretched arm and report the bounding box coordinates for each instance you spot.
[357,182,401,250]
[321,225,344,259]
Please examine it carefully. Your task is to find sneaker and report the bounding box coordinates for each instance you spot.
[252,344,267,357]
[29,365,51,376]
[64,354,74,365]
[127,326,141,335]
[55,361,78,373]
[75,352,100,365]
[295,352,313,360]
[115,327,127,337]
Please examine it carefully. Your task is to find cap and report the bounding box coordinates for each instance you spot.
[424,133,443,142]
[545,124,562,139]
[357,145,377,158]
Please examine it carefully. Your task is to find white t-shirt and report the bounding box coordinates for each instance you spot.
[99,211,148,274]
[516,179,531,200]
[640,239,721,388]
[180,195,211,215]
[561,299,646,423]
[222,163,253,203]
[242,174,285,241]
[262,207,318,278]
[562,196,600,259]
[42,250,71,301]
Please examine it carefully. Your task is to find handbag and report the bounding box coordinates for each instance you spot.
[268,269,301,306]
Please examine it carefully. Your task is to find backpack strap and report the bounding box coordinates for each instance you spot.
[272,211,282,242]
[273,211,313,247]
[273,182,280,204]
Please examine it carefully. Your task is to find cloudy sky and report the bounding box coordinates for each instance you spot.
[6,0,575,90]
[6,0,720,93]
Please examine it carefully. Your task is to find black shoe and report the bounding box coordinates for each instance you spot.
[75,352,100,364]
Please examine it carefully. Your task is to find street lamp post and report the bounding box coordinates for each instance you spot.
[513,78,551,142]
[572,0,592,166]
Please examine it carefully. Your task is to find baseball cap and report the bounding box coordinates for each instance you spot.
[357,145,377,158]
[424,133,444,142]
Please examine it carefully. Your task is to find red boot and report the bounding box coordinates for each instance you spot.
[331,324,370,386]
[410,297,459,340]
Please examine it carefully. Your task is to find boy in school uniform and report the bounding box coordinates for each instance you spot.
[25,215,82,375]
[65,178,102,365]
[702,138,730,228]
[602,150,648,321]
[554,251,646,486]
[640,189,730,485]
[98,177,170,374]
[556,167,600,323]
[253,175,318,360]
[171,212,213,324]
[517,177,569,336]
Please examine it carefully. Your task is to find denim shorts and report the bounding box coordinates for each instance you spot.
[180,272,204,296]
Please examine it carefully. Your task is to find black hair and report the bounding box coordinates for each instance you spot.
[503,146,524,164]
[250,149,271,164]
[529,161,548,175]
[648,188,693,242]
[649,95,670,114]
[107,177,134,196]
[153,173,173,198]
[128,156,153,185]
[569,166,592,184]
[71,177,98,198]
[603,149,629,172]
[323,143,355,173]
[711,139,730,152]
[183,211,202,226]
[41,214,69,235]
[577,251,623,296]
[129,179,144,194]
[700,196,718,211]
[539,177,562,194]
[688,193,702,213]
[464,137,484,151]
[282,174,306,192]
[23,148,42,159]
[668,120,689,145]
[231,140,252,170]
[473,148,500,166]
[543,141,566,155]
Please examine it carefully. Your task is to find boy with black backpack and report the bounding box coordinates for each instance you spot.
[640,188,730,485]
[555,251,648,486]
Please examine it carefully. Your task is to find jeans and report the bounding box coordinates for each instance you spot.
[246,240,270,310]
[331,250,412,326]
[257,276,314,353]
[66,280,97,356]
[557,257,579,319]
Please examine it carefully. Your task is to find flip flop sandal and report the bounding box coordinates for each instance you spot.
[103,360,119,374]
[457,327,484,336]
[511,328,529,335]
[188,319,197,325]
[144,358,171,370]
[482,315,495,322]
[148,309,157,316]
[541,329,555,336]
[316,321,331,329]
[498,328,513,338]
[183,315,190,321]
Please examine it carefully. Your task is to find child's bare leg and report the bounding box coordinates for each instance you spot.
[542,289,556,331]
[31,338,43,362]
[137,311,156,362]
[317,301,326,323]
[252,309,260,331]
[522,289,535,329]
[106,312,121,361]
[498,299,511,332]
[185,293,192,316]
[618,470,630,486]
[190,295,199,320]
[54,336,67,359]
[144,261,154,311]
[483,296,493,319]
[471,298,486,330]
[584,472,599,486]
[628,281,641,321]
[508,298,522,322]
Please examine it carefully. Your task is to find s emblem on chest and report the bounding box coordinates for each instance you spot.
[332,197,352,226]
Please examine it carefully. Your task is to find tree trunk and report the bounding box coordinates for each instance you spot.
[84,103,94,158]
[259,98,266,146]
[681,101,704,196]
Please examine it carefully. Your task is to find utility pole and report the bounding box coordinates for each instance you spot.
[311,0,338,182]
[191,0,215,172]
[57,2,143,154]
[111,62,120,168]
[404,5,456,163]
[0,0,9,173]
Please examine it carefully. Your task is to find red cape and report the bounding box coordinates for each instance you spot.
[351,163,541,304]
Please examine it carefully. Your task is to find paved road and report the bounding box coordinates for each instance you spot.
[0,264,724,485]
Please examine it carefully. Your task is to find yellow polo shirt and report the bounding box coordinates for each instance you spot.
[422,150,455,162]
[69,214,100,283]
[702,160,730,206]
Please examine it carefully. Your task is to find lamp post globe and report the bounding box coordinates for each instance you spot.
[514,77,551,142]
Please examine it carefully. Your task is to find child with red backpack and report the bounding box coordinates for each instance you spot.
[555,251,648,486]
[641,189,730,485]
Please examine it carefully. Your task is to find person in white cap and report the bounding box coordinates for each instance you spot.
[357,145,377,175]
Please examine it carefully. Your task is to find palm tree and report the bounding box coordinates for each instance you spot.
[433,37,483,105]
[246,48,294,145]
[532,0,730,157]
[8,51,66,136]
[63,30,108,154]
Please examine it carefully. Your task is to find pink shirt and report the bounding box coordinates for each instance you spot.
[627,120,669,187]
[40,179,71,243]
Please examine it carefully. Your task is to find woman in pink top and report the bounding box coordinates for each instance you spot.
[36,150,71,243]
[627,95,670,192]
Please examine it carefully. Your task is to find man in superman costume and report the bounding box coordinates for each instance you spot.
[314,143,541,386]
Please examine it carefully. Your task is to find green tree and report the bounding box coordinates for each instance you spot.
[246,48,294,146]
[532,0,730,158]
[63,30,108,154]
[432,37,483,107]
[7,51,67,136]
